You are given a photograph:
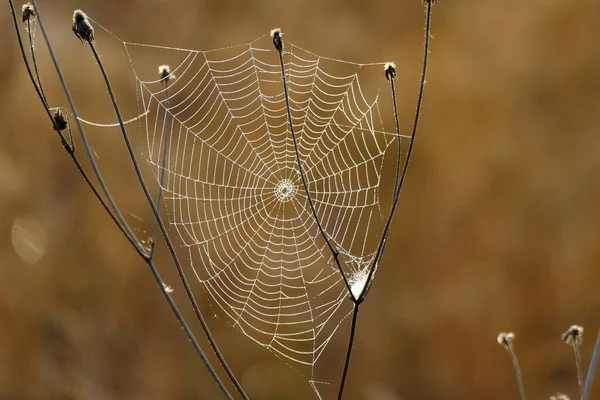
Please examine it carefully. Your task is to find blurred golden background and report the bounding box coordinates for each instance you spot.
[2,0,600,399]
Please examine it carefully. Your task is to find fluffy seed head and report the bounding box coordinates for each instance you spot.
[270,28,283,52]
[384,62,397,81]
[562,325,584,345]
[497,332,515,349]
[22,3,36,23]
[550,393,570,400]
[72,9,94,42]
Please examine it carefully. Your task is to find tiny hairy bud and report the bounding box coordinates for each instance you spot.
[72,9,94,43]
[562,325,584,346]
[158,65,175,85]
[22,3,36,23]
[53,109,68,131]
[270,28,283,53]
[497,332,515,349]
[384,62,396,81]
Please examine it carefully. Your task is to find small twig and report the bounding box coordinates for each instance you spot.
[498,332,527,400]
[15,3,240,399]
[23,0,147,257]
[583,329,600,400]
[272,28,352,294]
[359,0,435,304]
[337,304,360,400]
[76,12,247,398]
[149,65,174,259]
[563,325,585,399]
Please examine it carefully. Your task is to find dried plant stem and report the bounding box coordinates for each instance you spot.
[575,344,584,399]
[498,333,527,400]
[337,304,360,400]
[86,39,247,400]
[26,18,48,107]
[508,346,527,400]
[583,330,600,400]
[274,36,352,293]
[360,0,434,304]
[149,83,171,258]
[563,325,585,399]
[17,0,147,257]
[14,1,244,398]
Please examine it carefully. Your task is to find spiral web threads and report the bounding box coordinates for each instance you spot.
[84,30,407,395]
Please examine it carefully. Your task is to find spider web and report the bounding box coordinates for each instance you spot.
[81,29,409,397]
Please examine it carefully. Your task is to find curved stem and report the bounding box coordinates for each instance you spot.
[583,330,600,400]
[358,1,433,304]
[25,0,147,257]
[27,18,48,107]
[337,304,359,400]
[87,41,247,400]
[149,83,171,259]
[15,1,240,398]
[9,0,148,258]
[276,47,352,293]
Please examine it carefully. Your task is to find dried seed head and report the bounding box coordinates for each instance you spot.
[497,332,515,349]
[53,109,68,131]
[22,3,36,23]
[158,65,175,85]
[549,393,570,400]
[384,62,397,81]
[72,9,94,43]
[270,28,283,52]
[562,325,584,346]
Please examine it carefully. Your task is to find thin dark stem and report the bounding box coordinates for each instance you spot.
[337,304,359,400]
[506,343,527,400]
[583,330,600,400]
[334,71,404,400]
[9,0,149,258]
[87,41,247,400]
[574,343,584,400]
[275,46,352,293]
[358,1,433,304]
[146,257,228,396]
[149,83,171,259]
[14,2,239,398]
[26,0,146,257]
[27,18,48,107]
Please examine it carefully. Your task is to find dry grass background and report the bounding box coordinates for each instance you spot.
[1,0,600,399]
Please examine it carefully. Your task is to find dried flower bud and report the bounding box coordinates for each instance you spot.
[384,62,397,81]
[270,28,283,52]
[549,393,570,400]
[72,9,94,43]
[497,332,515,349]
[158,65,175,85]
[22,3,36,23]
[562,325,584,346]
[53,109,68,131]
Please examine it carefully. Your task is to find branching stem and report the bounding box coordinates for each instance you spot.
[275,44,352,293]
[86,39,247,400]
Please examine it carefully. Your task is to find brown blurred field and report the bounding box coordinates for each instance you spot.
[2,0,600,399]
